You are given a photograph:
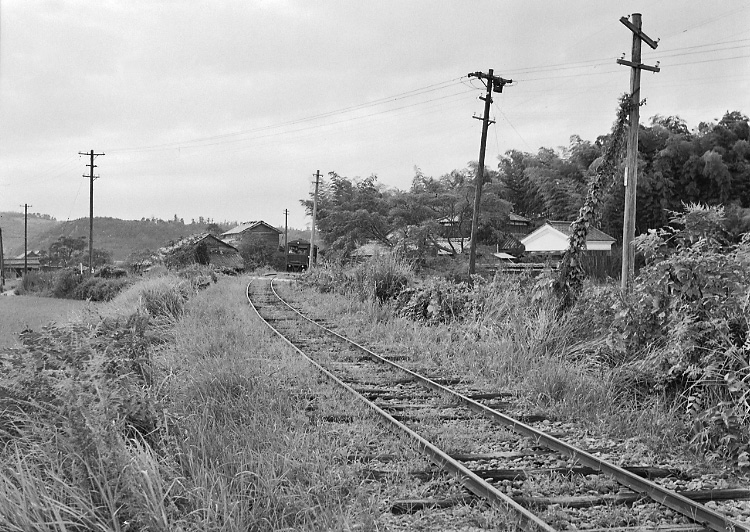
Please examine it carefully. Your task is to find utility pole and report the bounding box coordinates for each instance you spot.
[309,171,321,270]
[20,203,31,277]
[79,149,105,274]
[284,208,289,272]
[617,14,659,293]
[467,69,511,275]
[0,227,5,291]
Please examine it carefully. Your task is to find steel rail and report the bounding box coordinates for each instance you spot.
[247,279,557,532]
[262,277,747,532]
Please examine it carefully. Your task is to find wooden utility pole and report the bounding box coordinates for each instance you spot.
[20,203,31,277]
[309,171,321,270]
[0,227,5,291]
[79,150,104,274]
[467,69,511,275]
[617,14,659,293]
[284,208,289,272]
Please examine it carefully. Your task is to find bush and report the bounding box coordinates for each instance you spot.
[348,253,412,302]
[52,268,84,298]
[139,278,192,320]
[303,253,412,303]
[17,271,56,295]
[72,276,131,301]
[607,204,750,460]
[395,277,474,324]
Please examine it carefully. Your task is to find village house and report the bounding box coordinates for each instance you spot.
[160,233,244,270]
[2,251,42,278]
[221,221,282,248]
[521,221,615,255]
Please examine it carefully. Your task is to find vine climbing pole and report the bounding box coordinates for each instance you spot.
[617,14,660,293]
[553,13,659,310]
[552,96,633,310]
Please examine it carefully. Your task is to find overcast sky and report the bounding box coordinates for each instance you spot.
[1,1,749,230]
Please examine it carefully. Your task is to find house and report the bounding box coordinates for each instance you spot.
[2,257,41,278]
[503,213,532,237]
[160,233,244,270]
[221,221,282,247]
[521,221,615,255]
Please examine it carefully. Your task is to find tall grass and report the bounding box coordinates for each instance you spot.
[155,278,383,530]
[280,270,686,449]
[1,274,387,530]
[305,253,413,302]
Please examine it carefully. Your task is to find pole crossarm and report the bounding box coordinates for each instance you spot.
[616,58,660,72]
[468,72,513,93]
[619,16,659,49]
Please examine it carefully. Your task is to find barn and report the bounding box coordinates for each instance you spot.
[221,221,282,248]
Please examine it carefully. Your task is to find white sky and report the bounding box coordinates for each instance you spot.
[1,1,749,230]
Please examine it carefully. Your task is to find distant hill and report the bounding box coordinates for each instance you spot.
[0,211,59,259]
[1,212,302,263]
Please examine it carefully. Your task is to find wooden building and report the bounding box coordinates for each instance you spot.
[160,233,244,270]
[2,257,41,278]
[221,221,281,247]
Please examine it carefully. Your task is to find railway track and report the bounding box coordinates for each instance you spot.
[247,276,749,531]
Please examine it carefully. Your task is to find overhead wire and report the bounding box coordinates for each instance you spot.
[8,7,748,211]
[109,76,469,154]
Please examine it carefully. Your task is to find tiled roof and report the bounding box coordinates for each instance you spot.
[222,221,281,236]
[496,232,524,250]
[509,213,530,223]
[546,221,615,242]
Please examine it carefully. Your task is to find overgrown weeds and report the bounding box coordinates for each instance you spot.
[304,253,412,302]
[17,268,131,301]
[1,274,383,530]
[294,211,750,466]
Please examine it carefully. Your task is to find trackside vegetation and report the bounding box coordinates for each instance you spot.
[0,274,405,531]
[299,204,750,467]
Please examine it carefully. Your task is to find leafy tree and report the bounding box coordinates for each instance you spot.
[48,236,87,266]
[204,223,224,236]
[238,234,284,270]
[301,172,395,252]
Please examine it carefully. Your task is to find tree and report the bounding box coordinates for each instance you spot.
[301,172,395,252]
[48,236,87,266]
[238,234,284,270]
[204,223,224,236]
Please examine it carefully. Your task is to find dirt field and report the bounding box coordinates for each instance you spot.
[0,293,96,350]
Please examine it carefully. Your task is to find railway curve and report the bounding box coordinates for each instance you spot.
[247,275,749,532]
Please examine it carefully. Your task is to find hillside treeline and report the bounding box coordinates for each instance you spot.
[303,111,750,255]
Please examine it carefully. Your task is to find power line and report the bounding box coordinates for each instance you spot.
[109,77,468,154]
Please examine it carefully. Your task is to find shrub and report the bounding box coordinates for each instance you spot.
[395,277,474,324]
[52,268,85,298]
[607,204,750,460]
[72,276,131,301]
[303,253,413,303]
[346,253,412,302]
[139,278,192,320]
[17,271,56,295]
